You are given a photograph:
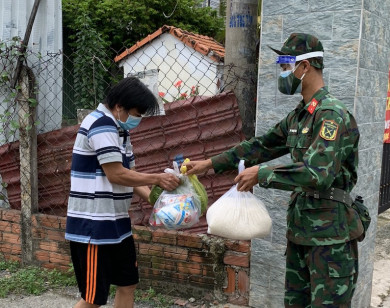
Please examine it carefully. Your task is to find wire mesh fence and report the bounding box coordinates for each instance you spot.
[0,25,249,233]
[0,5,255,303]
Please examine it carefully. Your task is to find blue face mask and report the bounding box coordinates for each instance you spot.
[117,114,142,130]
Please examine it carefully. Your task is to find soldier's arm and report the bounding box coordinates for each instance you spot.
[257,109,356,191]
[211,118,290,174]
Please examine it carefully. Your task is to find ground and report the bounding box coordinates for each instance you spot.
[370,210,390,308]
[0,211,390,308]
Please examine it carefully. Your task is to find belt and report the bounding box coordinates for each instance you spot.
[305,187,353,206]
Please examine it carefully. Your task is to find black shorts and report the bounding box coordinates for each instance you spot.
[70,236,139,306]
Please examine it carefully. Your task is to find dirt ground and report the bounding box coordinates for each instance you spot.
[0,211,390,308]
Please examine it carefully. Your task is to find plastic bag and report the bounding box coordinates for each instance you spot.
[149,161,201,230]
[149,158,208,215]
[180,159,208,215]
[206,161,272,240]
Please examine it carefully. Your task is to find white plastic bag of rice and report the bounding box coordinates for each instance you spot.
[206,161,272,240]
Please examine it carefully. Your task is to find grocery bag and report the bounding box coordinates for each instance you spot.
[149,161,201,230]
[149,158,208,215]
[206,160,272,240]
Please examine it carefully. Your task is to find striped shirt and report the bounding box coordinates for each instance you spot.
[65,103,135,245]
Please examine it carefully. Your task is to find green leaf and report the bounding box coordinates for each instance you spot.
[28,98,38,107]
[10,120,20,129]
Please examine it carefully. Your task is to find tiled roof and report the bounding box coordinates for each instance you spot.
[114,25,225,63]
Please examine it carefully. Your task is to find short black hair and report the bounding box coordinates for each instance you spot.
[105,77,160,116]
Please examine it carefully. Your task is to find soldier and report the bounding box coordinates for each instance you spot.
[183,33,364,307]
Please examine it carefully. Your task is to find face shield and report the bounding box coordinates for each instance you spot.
[275,52,324,96]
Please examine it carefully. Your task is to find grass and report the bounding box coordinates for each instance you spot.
[0,259,175,307]
[134,287,175,308]
[0,259,76,298]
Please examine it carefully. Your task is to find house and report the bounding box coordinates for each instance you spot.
[114,25,225,102]
[200,0,222,10]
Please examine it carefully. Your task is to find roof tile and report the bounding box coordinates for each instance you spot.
[114,25,225,63]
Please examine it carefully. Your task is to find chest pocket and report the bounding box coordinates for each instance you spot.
[286,134,312,149]
[296,134,312,149]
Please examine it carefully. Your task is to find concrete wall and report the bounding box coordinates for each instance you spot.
[252,0,390,307]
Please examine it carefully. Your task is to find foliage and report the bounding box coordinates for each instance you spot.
[61,0,226,45]
[0,259,174,307]
[0,259,76,298]
[72,13,109,110]
[134,287,174,308]
[109,285,173,307]
[62,0,225,52]
[0,38,41,138]
[0,37,41,203]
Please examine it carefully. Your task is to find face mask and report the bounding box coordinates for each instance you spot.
[278,63,306,95]
[117,113,142,130]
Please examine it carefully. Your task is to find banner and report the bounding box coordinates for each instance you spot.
[384,65,390,143]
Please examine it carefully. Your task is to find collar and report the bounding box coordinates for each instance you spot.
[97,103,119,127]
[303,87,329,115]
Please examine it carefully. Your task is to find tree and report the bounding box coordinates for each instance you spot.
[62,0,225,52]
[62,0,225,113]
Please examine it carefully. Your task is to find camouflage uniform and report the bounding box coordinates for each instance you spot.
[211,34,363,307]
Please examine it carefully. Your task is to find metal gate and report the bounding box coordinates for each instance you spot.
[379,143,390,214]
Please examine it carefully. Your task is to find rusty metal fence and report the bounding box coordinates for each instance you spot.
[0,28,252,263]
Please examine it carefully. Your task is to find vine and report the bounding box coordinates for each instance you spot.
[0,37,40,206]
[72,13,109,110]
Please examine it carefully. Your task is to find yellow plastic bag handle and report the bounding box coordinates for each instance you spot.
[180,158,196,180]
[180,158,190,174]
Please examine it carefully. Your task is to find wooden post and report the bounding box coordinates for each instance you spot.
[10,0,41,89]
[17,66,38,266]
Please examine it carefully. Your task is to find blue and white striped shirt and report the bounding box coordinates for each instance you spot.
[65,104,135,245]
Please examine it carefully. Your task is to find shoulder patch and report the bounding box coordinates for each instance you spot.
[319,120,339,141]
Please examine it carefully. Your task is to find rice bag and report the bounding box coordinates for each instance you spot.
[206,160,272,240]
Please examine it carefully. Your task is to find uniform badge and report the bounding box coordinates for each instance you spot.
[302,127,309,134]
[308,99,318,114]
[319,120,338,141]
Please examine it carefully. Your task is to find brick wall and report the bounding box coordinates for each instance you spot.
[0,208,250,305]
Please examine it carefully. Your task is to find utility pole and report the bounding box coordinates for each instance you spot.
[224,0,258,138]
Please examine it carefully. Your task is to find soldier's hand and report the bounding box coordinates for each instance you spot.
[182,159,213,175]
[157,173,180,191]
[234,165,259,192]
